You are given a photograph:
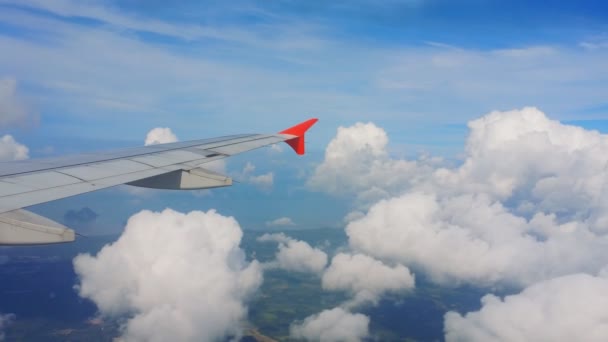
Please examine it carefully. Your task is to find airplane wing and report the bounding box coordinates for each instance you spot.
[0,118,318,245]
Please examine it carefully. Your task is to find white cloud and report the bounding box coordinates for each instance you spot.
[0,313,15,341]
[343,210,365,223]
[258,233,327,274]
[322,253,415,306]
[348,192,608,287]
[73,208,262,342]
[275,240,327,274]
[240,163,273,189]
[249,172,274,189]
[144,127,178,146]
[270,144,283,153]
[579,36,608,51]
[492,46,556,58]
[290,307,369,342]
[0,135,28,161]
[265,217,296,227]
[307,122,436,205]
[445,273,608,342]
[242,162,256,175]
[0,78,33,127]
[1,2,607,140]
[310,108,608,288]
[257,232,291,244]
[309,108,608,339]
[435,107,608,226]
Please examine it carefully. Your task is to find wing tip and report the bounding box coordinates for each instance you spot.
[279,118,319,155]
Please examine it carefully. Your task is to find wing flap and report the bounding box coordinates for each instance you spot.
[0,209,75,245]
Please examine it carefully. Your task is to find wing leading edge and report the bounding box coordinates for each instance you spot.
[0,118,318,245]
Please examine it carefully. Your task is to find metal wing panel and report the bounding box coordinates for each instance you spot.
[3,172,79,189]
[0,134,255,177]
[0,167,171,213]
[0,133,290,214]
[204,135,286,155]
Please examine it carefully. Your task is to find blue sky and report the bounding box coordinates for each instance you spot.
[0,0,607,232]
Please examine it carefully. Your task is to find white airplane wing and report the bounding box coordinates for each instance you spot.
[0,118,318,245]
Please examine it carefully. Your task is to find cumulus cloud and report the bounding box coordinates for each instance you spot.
[144,127,178,146]
[0,78,33,127]
[0,313,15,341]
[302,107,608,339]
[307,122,437,206]
[343,210,365,223]
[445,273,608,342]
[434,107,608,220]
[0,135,28,161]
[73,208,262,342]
[322,253,415,306]
[257,232,291,244]
[307,108,608,288]
[258,233,328,274]
[347,191,608,287]
[249,172,274,188]
[240,162,274,189]
[265,217,296,227]
[290,307,369,342]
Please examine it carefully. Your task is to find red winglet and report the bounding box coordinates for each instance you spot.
[279,118,319,155]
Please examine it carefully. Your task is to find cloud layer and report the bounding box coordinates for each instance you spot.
[311,107,608,339]
[312,108,608,288]
[74,208,262,342]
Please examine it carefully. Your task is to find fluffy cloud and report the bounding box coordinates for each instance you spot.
[0,78,33,127]
[73,208,262,342]
[445,273,608,342]
[265,217,296,227]
[144,127,178,146]
[290,307,369,342]
[0,135,28,161]
[322,253,415,306]
[307,122,437,205]
[434,107,608,225]
[258,233,328,274]
[257,232,291,244]
[347,191,608,287]
[305,108,608,339]
[308,108,608,288]
[249,172,274,188]
[0,313,15,341]
[240,162,274,189]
